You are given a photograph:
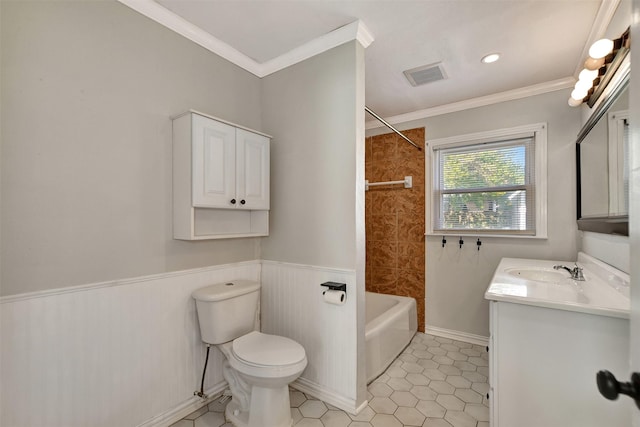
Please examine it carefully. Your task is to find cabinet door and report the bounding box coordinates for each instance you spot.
[236,129,270,210]
[192,114,237,208]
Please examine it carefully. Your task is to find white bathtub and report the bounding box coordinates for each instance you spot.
[365,291,418,383]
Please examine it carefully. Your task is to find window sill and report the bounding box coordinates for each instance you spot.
[426,232,548,239]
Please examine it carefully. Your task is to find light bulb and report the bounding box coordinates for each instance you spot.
[571,87,589,101]
[584,56,605,71]
[578,68,598,82]
[588,39,614,59]
[574,79,593,93]
[481,53,500,64]
[568,97,583,107]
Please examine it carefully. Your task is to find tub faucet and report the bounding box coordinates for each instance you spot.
[553,263,585,281]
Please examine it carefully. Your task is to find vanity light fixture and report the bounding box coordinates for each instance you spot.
[578,68,599,82]
[481,53,500,64]
[568,30,629,107]
[589,38,615,59]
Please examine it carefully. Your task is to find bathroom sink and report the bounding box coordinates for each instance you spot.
[505,267,569,283]
[485,253,630,319]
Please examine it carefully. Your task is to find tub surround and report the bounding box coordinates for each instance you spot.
[365,128,426,332]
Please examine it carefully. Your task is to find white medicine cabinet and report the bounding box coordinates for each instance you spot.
[172,111,270,240]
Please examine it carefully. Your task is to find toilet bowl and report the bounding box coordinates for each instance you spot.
[191,280,307,427]
[218,331,307,427]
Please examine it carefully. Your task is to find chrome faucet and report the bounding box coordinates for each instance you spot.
[553,263,585,281]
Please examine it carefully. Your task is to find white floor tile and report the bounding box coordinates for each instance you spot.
[183,406,209,420]
[390,391,418,407]
[320,410,352,427]
[422,418,454,427]
[295,418,323,427]
[444,410,477,427]
[177,333,490,427]
[370,413,403,427]
[393,407,425,426]
[194,411,226,427]
[299,399,328,418]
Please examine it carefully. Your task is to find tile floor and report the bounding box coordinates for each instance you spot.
[173,332,489,427]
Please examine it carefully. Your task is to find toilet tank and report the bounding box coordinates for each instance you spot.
[192,280,261,345]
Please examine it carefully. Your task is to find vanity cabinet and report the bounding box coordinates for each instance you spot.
[486,254,631,427]
[489,301,629,427]
[173,111,270,240]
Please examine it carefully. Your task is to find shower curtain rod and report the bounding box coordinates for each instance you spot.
[365,106,422,151]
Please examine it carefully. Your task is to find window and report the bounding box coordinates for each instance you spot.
[428,123,547,237]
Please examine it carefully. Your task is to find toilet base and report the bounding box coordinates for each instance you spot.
[224,386,293,427]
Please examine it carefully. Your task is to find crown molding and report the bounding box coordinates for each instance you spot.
[355,20,375,48]
[260,20,374,76]
[365,77,576,129]
[117,0,374,78]
[117,0,260,74]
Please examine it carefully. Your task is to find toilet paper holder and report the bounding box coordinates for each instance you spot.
[320,281,347,294]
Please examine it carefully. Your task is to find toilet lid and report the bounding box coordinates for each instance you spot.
[232,331,306,367]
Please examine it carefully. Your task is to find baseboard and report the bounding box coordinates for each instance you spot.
[424,325,489,347]
[291,377,362,415]
[136,381,227,427]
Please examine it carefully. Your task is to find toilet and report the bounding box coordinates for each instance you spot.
[192,280,307,427]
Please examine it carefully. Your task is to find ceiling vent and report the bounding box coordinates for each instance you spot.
[403,62,447,87]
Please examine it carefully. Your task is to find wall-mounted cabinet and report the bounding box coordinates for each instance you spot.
[172,111,270,240]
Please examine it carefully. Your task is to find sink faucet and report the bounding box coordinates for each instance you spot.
[553,263,585,281]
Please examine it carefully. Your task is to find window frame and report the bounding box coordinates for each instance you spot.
[426,123,548,238]
[607,110,629,215]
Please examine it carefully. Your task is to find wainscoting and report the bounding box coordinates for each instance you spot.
[0,262,261,427]
[261,260,359,413]
[1,260,362,426]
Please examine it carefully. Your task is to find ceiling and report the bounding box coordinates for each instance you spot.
[121,0,626,125]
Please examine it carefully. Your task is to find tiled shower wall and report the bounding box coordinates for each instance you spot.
[365,128,426,331]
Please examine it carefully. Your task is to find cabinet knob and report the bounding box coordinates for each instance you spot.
[596,370,640,409]
[230,199,236,205]
[240,199,246,205]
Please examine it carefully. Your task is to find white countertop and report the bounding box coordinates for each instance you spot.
[485,252,630,319]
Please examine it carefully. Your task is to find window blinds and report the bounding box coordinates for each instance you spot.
[433,136,536,234]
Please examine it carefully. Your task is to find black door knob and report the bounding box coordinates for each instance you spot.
[240,199,246,205]
[230,199,236,204]
[596,370,640,410]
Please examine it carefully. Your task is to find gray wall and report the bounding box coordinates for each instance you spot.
[0,1,263,296]
[261,42,361,270]
[261,41,367,408]
[368,89,582,337]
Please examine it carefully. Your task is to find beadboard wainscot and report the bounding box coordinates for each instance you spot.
[0,261,261,427]
[260,260,362,414]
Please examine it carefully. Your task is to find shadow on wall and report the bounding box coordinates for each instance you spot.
[365,128,426,332]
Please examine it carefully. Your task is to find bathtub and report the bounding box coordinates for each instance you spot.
[365,292,418,383]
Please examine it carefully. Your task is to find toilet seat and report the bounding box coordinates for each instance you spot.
[232,331,306,367]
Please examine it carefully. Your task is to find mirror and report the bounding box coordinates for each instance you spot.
[576,53,630,235]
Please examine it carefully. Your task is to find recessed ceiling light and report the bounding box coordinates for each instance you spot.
[481,53,500,64]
